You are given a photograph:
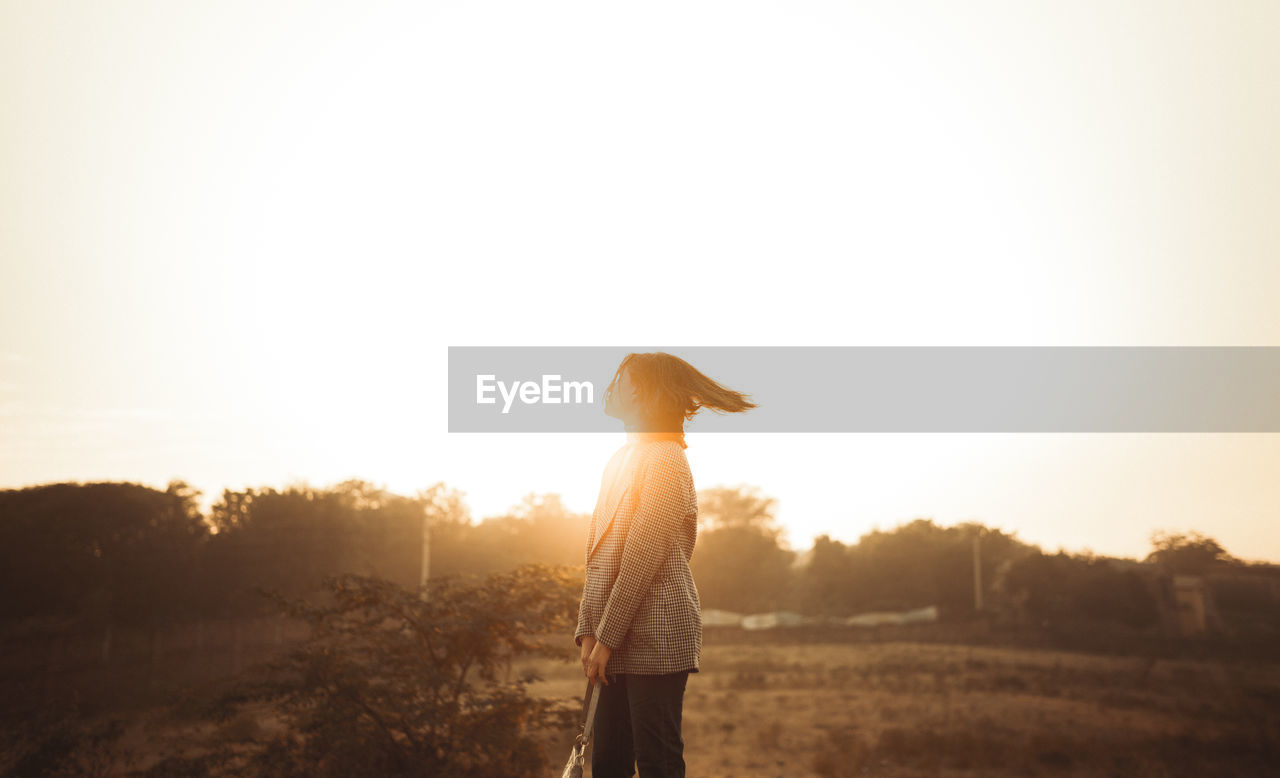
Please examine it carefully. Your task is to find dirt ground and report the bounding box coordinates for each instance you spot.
[13,634,1278,776]
[526,639,1280,777]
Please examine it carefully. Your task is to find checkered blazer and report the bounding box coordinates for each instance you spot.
[574,439,703,675]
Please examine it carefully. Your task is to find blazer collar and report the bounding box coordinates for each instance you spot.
[587,443,642,562]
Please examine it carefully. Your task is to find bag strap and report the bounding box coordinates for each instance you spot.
[577,677,602,746]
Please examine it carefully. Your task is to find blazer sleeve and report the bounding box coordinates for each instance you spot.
[594,445,688,650]
[574,578,591,647]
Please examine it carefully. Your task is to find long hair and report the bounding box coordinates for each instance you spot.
[604,352,756,447]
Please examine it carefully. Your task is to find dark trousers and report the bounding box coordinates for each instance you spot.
[591,671,689,778]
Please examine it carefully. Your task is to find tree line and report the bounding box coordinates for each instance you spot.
[3,477,1279,776]
[2,479,1277,638]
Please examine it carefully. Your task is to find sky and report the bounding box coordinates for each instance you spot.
[2,0,1278,562]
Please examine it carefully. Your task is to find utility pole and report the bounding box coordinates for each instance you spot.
[420,508,431,598]
[972,529,984,612]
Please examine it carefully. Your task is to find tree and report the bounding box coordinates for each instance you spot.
[0,480,209,627]
[426,492,590,578]
[697,485,779,533]
[1001,550,1158,629]
[798,535,855,615]
[151,564,581,778]
[469,494,590,573]
[690,486,795,613]
[798,519,1033,617]
[1145,531,1237,575]
[203,480,428,616]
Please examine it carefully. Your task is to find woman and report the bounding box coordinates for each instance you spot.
[575,352,755,778]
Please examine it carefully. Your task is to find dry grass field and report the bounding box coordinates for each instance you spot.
[8,626,1278,776]
[528,637,1280,777]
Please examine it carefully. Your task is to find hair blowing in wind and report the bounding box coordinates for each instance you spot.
[605,352,757,437]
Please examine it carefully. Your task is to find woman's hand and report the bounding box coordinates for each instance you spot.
[584,640,612,685]
[579,635,596,674]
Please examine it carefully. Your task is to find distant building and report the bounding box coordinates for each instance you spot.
[702,609,744,627]
[1171,575,1208,635]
